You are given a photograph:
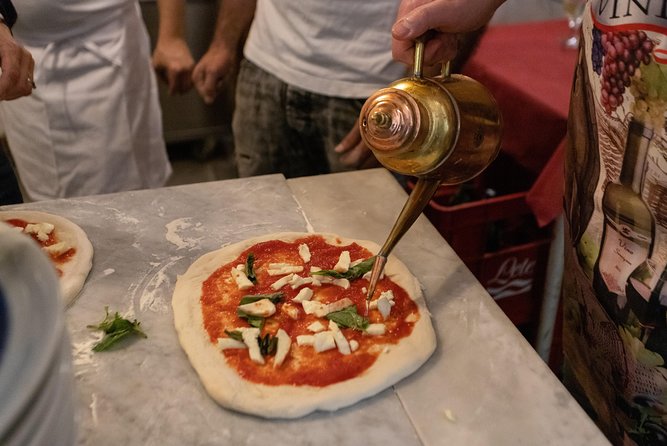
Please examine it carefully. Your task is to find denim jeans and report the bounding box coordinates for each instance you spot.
[233,59,365,178]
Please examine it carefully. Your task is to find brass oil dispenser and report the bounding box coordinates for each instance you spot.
[361,38,503,305]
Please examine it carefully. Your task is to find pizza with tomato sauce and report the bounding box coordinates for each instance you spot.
[0,210,93,305]
[172,232,436,418]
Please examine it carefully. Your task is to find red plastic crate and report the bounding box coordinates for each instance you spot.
[408,156,553,335]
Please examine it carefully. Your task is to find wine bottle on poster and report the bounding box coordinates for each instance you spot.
[592,119,656,325]
[626,259,662,340]
[626,259,667,359]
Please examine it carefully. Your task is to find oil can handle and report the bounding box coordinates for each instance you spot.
[413,36,425,79]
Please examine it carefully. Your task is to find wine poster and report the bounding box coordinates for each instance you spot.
[564,1,667,443]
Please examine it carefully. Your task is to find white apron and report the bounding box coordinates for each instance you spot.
[0,1,171,201]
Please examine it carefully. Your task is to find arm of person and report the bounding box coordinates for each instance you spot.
[391,0,505,66]
[192,0,256,104]
[0,1,34,101]
[334,121,380,170]
[153,0,195,95]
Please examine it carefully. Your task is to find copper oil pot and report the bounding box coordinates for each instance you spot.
[361,38,503,303]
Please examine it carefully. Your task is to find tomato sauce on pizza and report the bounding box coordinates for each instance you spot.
[200,235,420,387]
[6,218,77,274]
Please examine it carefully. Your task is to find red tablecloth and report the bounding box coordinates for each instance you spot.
[463,20,579,227]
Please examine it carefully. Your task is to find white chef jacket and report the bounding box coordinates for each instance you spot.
[0,0,171,201]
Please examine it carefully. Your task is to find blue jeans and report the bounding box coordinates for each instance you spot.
[233,59,364,178]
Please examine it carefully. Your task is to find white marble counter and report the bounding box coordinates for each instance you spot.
[5,169,609,445]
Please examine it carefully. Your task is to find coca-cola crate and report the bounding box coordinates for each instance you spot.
[408,154,552,334]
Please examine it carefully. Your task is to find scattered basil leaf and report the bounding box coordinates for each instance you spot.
[311,256,376,280]
[87,306,147,352]
[239,293,283,306]
[236,309,265,329]
[258,333,278,356]
[245,253,257,284]
[326,305,370,331]
[225,329,244,342]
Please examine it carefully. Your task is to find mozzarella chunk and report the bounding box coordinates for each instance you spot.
[302,297,354,317]
[326,298,354,314]
[237,299,276,317]
[310,266,322,273]
[334,332,351,355]
[370,291,395,313]
[267,264,303,276]
[42,241,70,256]
[332,278,350,289]
[350,258,364,267]
[301,300,328,317]
[329,321,351,355]
[365,323,386,336]
[230,267,254,290]
[24,222,55,242]
[296,335,315,346]
[405,313,418,323]
[217,338,247,350]
[298,243,311,263]
[313,275,333,284]
[292,287,313,303]
[313,331,336,353]
[377,296,393,320]
[273,329,291,368]
[333,251,351,273]
[349,339,360,352]
[288,275,315,289]
[307,321,326,333]
[270,273,295,291]
[379,290,395,303]
[241,328,264,364]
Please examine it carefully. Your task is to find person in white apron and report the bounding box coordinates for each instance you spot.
[0,0,172,201]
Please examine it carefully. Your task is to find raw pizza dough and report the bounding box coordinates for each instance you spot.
[0,210,94,306]
[172,232,436,418]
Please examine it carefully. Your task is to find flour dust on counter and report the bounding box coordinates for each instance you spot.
[172,232,436,418]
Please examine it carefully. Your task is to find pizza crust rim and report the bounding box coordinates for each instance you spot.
[172,232,436,419]
[0,210,94,306]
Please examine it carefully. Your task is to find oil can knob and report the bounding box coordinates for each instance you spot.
[360,88,424,155]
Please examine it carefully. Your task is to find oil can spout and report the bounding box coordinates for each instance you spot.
[365,177,441,304]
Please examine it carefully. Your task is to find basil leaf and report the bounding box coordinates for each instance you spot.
[311,256,376,280]
[325,305,369,331]
[239,293,283,306]
[245,253,257,284]
[87,307,147,352]
[258,333,278,356]
[225,329,244,342]
[236,309,265,329]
